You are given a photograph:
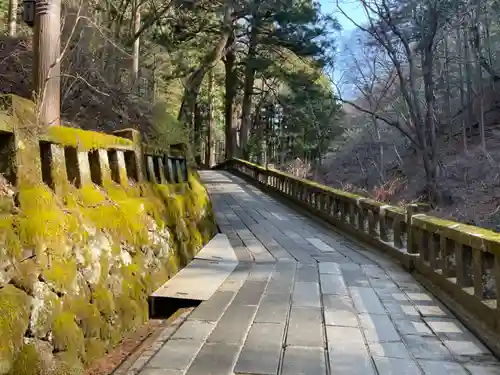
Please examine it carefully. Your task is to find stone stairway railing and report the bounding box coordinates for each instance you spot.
[221,157,500,356]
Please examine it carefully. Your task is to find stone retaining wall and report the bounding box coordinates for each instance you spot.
[0,96,216,374]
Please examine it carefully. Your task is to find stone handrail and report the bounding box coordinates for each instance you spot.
[225,158,500,353]
[0,99,189,191]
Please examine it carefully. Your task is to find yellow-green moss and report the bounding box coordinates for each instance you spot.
[32,291,61,339]
[43,257,77,293]
[0,216,21,258]
[91,285,115,318]
[16,185,81,255]
[69,298,102,339]
[53,351,84,375]
[83,338,105,366]
[0,112,16,133]
[11,259,39,294]
[0,159,216,374]
[52,311,85,355]
[47,126,132,151]
[9,343,40,375]
[0,285,31,371]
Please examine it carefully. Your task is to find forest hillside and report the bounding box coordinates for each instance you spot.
[313,0,500,232]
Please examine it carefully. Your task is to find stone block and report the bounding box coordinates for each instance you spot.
[77,151,92,185]
[146,155,156,183]
[403,335,454,361]
[97,148,112,183]
[187,291,235,323]
[286,306,324,347]
[292,282,320,307]
[327,326,375,375]
[184,343,241,375]
[233,322,284,374]
[320,273,348,295]
[368,341,411,359]
[157,156,167,184]
[254,293,290,323]
[349,287,385,315]
[323,294,358,327]
[393,319,433,337]
[373,357,421,375]
[231,280,268,306]
[207,303,257,345]
[282,346,326,375]
[359,314,401,343]
[319,262,342,275]
[145,339,202,371]
[418,360,469,375]
[170,320,216,341]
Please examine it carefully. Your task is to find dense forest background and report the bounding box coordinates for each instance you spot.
[0,0,342,164]
[1,0,500,231]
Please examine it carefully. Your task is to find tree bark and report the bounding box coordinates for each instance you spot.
[194,100,203,165]
[132,1,141,88]
[457,24,468,153]
[178,1,232,126]
[8,0,18,36]
[224,32,237,160]
[464,27,475,134]
[239,16,259,158]
[205,70,216,167]
[443,36,451,142]
[34,0,61,127]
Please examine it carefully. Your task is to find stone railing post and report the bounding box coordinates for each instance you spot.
[113,129,144,183]
[406,203,429,254]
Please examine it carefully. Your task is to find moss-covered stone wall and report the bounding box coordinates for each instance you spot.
[0,97,217,375]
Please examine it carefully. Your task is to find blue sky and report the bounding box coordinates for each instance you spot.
[319,0,367,93]
[320,0,367,34]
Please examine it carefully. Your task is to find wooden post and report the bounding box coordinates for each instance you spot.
[33,0,61,127]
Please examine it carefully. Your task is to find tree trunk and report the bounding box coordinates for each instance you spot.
[372,115,384,183]
[474,0,486,152]
[33,0,61,127]
[464,27,474,135]
[457,25,468,153]
[421,44,439,202]
[8,0,18,36]
[178,2,232,125]
[224,33,237,160]
[205,70,216,167]
[443,36,452,143]
[132,1,141,89]
[239,17,259,158]
[194,101,203,165]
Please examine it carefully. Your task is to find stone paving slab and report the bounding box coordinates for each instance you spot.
[282,346,327,375]
[184,343,241,375]
[126,171,500,375]
[233,322,285,374]
[254,293,291,323]
[151,257,238,301]
[286,306,324,347]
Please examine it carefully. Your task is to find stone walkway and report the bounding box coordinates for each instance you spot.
[131,171,500,375]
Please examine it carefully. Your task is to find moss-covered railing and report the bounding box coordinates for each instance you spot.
[224,157,500,354]
[0,96,216,374]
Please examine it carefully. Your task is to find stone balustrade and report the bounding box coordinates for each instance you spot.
[0,96,189,193]
[225,157,500,354]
